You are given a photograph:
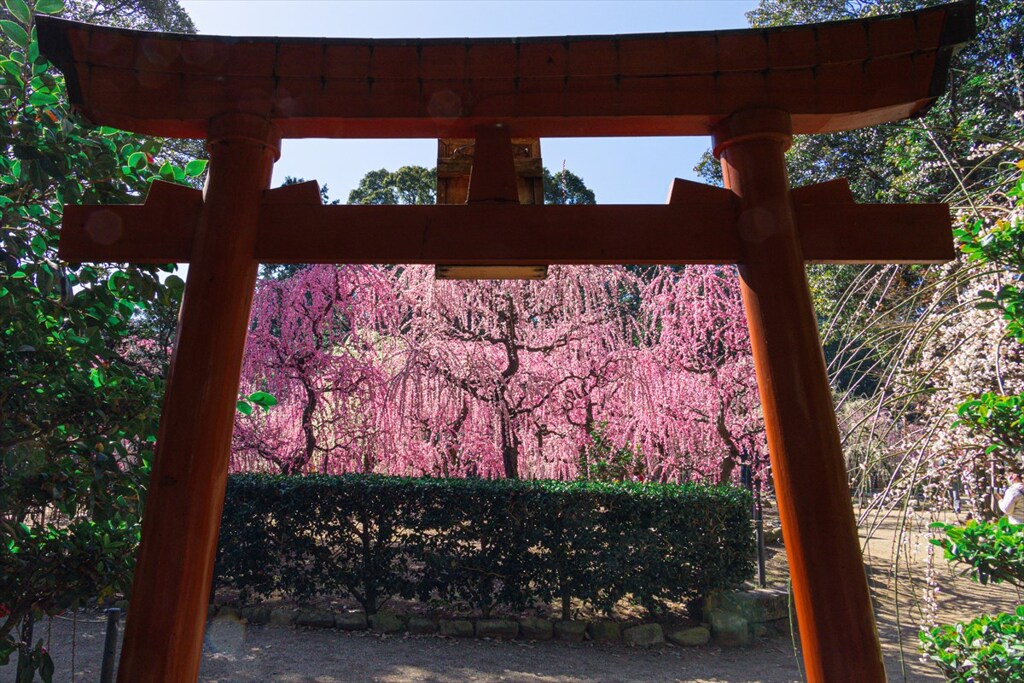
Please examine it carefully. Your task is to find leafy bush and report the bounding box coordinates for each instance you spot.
[919,607,1024,683]
[214,474,754,617]
[577,424,646,483]
[923,519,1024,681]
[1,0,199,677]
[930,519,1024,588]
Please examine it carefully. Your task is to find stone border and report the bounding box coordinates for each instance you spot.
[208,588,790,649]
[211,606,715,648]
[703,588,794,646]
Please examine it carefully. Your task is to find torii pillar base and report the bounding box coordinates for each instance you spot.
[117,114,281,683]
[714,108,886,683]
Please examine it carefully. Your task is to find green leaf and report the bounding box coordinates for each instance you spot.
[28,90,58,106]
[236,400,253,416]
[107,270,127,292]
[5,0,31,25]
[247,391,278,410]
[184,159,208,177]
[0,58,21,78]
[957,400,982,416]
[39,650,54,683]
[30,234,46,256]
[0,19,29,48]
[127,152,147,170]
[35,0,64,14]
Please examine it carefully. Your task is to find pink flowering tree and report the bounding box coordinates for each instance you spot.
[232,264,763,484]
[629,267,765,483]
[232,264,397,474]
[387,265,640,479]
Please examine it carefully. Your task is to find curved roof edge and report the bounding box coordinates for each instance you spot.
[37,1,975,139]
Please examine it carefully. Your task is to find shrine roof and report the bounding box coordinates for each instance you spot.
[37,2,973,140]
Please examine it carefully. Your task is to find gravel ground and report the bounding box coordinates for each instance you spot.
[6,506,1018,683]
[19,620,805,683]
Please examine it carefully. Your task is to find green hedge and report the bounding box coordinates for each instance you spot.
[214,474,754,617]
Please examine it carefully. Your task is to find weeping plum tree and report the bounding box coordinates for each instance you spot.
[630,267,766,483]
[232,265,398,474]
[233,262,763,483]
[391,264,639,479]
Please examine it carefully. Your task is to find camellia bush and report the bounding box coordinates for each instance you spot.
[929,519,1024,589]
[1,0,201,679]
[214,474,755,620]
[920,610,1024,683]
[921,520,1024,682]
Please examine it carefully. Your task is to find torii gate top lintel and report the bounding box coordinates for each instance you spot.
[36,1,973,140]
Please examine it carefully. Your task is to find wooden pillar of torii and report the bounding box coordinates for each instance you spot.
[38,4,974,682]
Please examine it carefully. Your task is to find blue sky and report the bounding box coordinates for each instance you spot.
[177,0,758,204]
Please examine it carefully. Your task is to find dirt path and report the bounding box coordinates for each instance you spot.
[9,506,1019,683]
[20,619,804,683]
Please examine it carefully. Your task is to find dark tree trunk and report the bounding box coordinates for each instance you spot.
[715,406,741,484]
[499,402,519,479]
[497,297,521,478]
[301,375,318,472]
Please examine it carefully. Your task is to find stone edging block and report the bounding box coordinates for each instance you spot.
[211,601,777,650]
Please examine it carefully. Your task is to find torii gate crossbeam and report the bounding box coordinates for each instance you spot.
[37,4,974,682]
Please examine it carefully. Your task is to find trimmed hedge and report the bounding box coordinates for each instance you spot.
[214,474,754,617]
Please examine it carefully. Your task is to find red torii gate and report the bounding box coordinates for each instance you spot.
[37,3,973,681]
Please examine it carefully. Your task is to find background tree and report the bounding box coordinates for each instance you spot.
[347,165,436,205]
[64,0,193,31]
[542,166,595,205]
[346,164,597,207]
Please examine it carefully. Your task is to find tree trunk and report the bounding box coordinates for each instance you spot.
[300,374,317,473]
[497,297,521,478]
[499,400,519,478]
[715,404,741,484]
[15,612,34,683]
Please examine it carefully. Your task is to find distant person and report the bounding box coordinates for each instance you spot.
[998,471,1024,525]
